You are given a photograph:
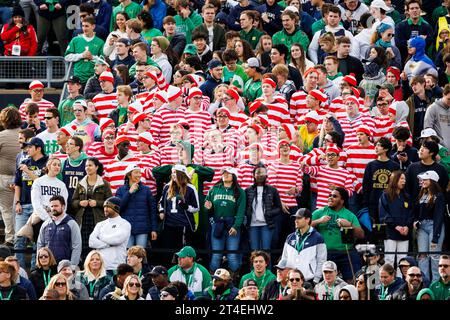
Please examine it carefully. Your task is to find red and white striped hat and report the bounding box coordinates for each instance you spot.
[102,129,115,139]
[99,118,114,132]
[188,87,202,99]
[132,112,148,125]
[216,107,231,117]
[281,123,296,140]
[262,77,277,88]
[226,88,240,102]
[388,104,396,115]
[277,139,291,152]
[138,131,154,145]
[248,100,263,115]
[128,100,143,114]
[309,89,328,102]
[144,71,158,83]
[326,143,341,155]
[256,114,270,127]
[248,123,263,135]
[29,80,44,90]
[59,124,77,137]
[187,74,205,87]
[304,110,321,124]
[345,95,360,107]
[167,85,182,102]
[356,125,372,137]
[342,73,357,86]
[99,71,114,83]
[115,135,130,146]
[154,91,168,103]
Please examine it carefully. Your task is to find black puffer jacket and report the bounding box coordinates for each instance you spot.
[245,184,282,229]
[391,282,423,301]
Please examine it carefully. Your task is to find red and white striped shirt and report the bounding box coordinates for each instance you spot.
[338,114,375,149]
[89,146,118,168]
[238,162,259,190]
[373,115,394,140]
[303,165,355,209]
[19,98,55,121]
[93,92,118,119]
[301,147,348,168]
[85,141,103,156]
[255,96,290,127]
[51,150,68,161]
[104,152,140,195]
[202,146,235,195]
[345,144,376,192]
[139,151,160,195]
[183,109,212,148]
[159,143,179,165]
[267,160,303,208]
[228,110,249,130]
[290,90,308,124]
[150,106,185,147]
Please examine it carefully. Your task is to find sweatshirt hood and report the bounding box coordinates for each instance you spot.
[399,256,418,267]
[339,285,359,300]
[435,98,450,110]
[68,151,89,166]
[416,288,435,300]
[409,36,435,68]
[393,101,409,122]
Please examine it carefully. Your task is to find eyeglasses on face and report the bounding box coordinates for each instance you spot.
[73,109,83,113]
[399,264,410,269]
[128,282,141,288]
[289,278,301,282]
[326,153,338,157]
[55,282,67,287]
[104,136,115,141]
[407,273,422,278]
[39,255,49,259]
[32,89,43,93]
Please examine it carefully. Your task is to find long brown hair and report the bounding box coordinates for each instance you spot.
[168,170,190,199]
[290,43,307,76]
[417,179,442,207]
[256,35,272,57]
[386,170,405,202]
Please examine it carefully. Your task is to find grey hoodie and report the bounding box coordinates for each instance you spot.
[315,277,347,300]
[321,79,341,101]
[339,284,359,300]
[424,98,450,149]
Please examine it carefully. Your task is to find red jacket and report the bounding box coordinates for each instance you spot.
[1,24,37,56]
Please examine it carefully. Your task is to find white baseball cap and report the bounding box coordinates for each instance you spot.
[221,167,238,178]
[371,0,390,12]
[173,164,188,176]
[283,5,299,14]
[124,164,141,176]
[417,171,439,182]
[420,128,438,138]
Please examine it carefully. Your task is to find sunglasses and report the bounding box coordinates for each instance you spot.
[438,264,449,268]
[128,282,141,288]
[407,273,422,278]
[289,278,301,282]
[44,116,54,120]
[386,33,394,37]
[39,255,49,259]
[55,282,66,287]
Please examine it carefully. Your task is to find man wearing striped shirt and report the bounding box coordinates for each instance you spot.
[19,80,56,122]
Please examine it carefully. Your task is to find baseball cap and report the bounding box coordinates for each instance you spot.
[370,0,391,12]
[175,246,196,258]
[149,265,168,276]
[183,44,197,56]
[376,83,395,96]
[221,167,238,178]
[420,128,438,138]
[208,59,223,70]
[291,208,312,219]
[117,38,131,46]
[283,5,299,14]
[212,268,231,281]
[65,75,81,84]
[322,261,337,272]
[242,278,258,288]
[93,55,110,66]
[124,164,141,176]
[173,164,189,176]
[25,137,46,154]
[417,170,439,182]
[274,260,288,270]
[247,57,261,69]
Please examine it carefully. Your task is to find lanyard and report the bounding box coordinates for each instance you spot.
[324,282,335,301]
[0,288,14,300]
[295,231,310,253]
[183,265,197,289]
[250,271,267,288]
[89,280,98,298]
[43,270,52,288]
[379,285,387,300]
[278,284,289,300]
[137,270,142,279]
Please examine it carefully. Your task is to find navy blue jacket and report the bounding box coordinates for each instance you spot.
[116,181,158,234]
[14,155,48,205]
[300,11,316,39]
[160,184,199,230]
[111,54,136,70]
[379,192,413,241]
[390,144,419,171]
[405,161,449,203]
[374,277,404,300]
[39,215,76,262]
[18,276,37,300]
[257,3,283,36]
[227,3,258,31]
[91,0,112,32]
[200,74,222,101]
[394,19,433,63]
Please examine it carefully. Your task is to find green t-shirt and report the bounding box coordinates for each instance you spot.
[239,28,265,50]
[65,35,105,84]
[239,270,277,295]
[223,64,245,84]
[174,12,203,44]
[110,2,142,31]
[312,206,361,251]
[141,28,163,43]
[272,27,310,51]
[205,184,246,229]
[243,78,262,104]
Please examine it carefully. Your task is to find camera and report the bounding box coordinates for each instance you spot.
[398,152,406,157]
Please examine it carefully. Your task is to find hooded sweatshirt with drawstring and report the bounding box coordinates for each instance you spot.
[424,98,450,150]
[404,37,438,81]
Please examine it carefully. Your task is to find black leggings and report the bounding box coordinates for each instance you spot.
[157,225,194,265]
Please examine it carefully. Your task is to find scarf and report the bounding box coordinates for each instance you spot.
[375,39,392,49]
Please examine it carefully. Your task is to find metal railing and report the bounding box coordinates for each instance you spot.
[0,56,71,88]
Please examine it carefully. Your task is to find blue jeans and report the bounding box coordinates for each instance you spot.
[249,225,273,252]
[0,6,12,25]
[210,221,241,272]
[417,220,445,282]
[327,249,362,282]
[127,234,148,248]
[14,204,35,269]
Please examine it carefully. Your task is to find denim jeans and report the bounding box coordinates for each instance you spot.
[0,6,12,25]
[210,221,241,272]
[127,234,148,249]
[417,220,445,282]
[327,249,362,282]
[248,225,273,252]
[14,204,35,269]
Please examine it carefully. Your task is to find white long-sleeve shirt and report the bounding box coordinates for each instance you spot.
[89,215,131,271]
[30,175,69,221]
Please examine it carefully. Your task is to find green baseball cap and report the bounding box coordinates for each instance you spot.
[183,44,197,56]
[175,246,196,258]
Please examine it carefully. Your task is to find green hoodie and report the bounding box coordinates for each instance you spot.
[416,288,436,300]
[429,279,450,300]
[204,184,246,230]
[174,11,203,44]
[272,26,310,51]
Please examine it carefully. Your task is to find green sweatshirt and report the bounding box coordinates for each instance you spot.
[239,28,265,50]
[174,12,203,44]
[272,27,310,51]
[429,279,450,300]
[239,270,277,295]
[110,1,142,31]
[58,95,84,127]
[205,184,246,229]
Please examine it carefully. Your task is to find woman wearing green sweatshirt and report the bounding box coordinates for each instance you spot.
[205,167,246,273]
